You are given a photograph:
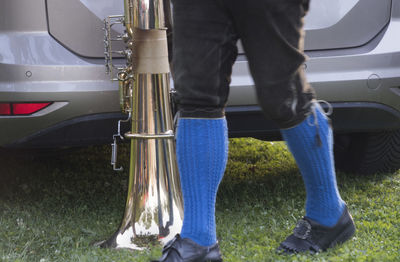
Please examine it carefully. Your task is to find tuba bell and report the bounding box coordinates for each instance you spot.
[99,0,183,250]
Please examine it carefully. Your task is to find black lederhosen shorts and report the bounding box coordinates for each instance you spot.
[172,0,315,129]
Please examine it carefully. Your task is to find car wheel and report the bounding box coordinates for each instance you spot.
[334,129,400,175]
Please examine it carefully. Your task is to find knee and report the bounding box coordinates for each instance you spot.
[257,83,315,129]
[177,104,225,118]
[259,97,300,127]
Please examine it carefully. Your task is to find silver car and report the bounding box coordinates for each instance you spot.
[1,0,399,174]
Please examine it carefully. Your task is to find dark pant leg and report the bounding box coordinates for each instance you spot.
[172,0,238,118]
[227,0,315,128]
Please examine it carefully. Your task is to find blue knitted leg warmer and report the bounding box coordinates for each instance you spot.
[176,117,228,246]
[281,105,345,227]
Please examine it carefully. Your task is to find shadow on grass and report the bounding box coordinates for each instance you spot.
[0,139,393,211]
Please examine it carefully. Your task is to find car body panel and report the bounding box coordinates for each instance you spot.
[0,0,47,32]
[45,0,392,57]
[1,0,400,148]
[229,11,400,113]
[47,0,125,58]
[304,0,392,50]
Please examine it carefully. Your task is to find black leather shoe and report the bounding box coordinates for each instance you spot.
[152,234,223,262]
[278,205,356,254]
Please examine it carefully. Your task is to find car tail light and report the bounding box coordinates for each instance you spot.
[0,103,11,115]
[0,102,52,116]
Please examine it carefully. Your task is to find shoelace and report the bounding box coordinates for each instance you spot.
[305,100,333,146]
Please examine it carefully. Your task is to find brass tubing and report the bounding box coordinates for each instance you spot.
[99,0,182,250]
[125,0,165,35]
[124,131,174,139]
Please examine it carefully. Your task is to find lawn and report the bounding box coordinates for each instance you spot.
[0,138,399,261]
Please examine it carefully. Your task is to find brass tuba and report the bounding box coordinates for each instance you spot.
[100,0,183,250]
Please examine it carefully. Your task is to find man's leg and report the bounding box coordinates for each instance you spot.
[172,0,237,246]
[153,0,238,261]
[281,104,345,227]
[278,104,355,253]
[227,0,355,253]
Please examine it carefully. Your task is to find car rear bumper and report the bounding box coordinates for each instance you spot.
[3,112,129,149]
[3,101,400,148]
[226,102,400,140]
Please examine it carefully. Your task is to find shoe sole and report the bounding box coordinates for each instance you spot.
[203,257,223,262]
[328,219,356,249]
[203,253,223,262]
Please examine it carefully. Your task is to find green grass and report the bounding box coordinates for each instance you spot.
[0,138,399,261]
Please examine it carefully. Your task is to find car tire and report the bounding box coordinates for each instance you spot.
[334,129,400,175]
